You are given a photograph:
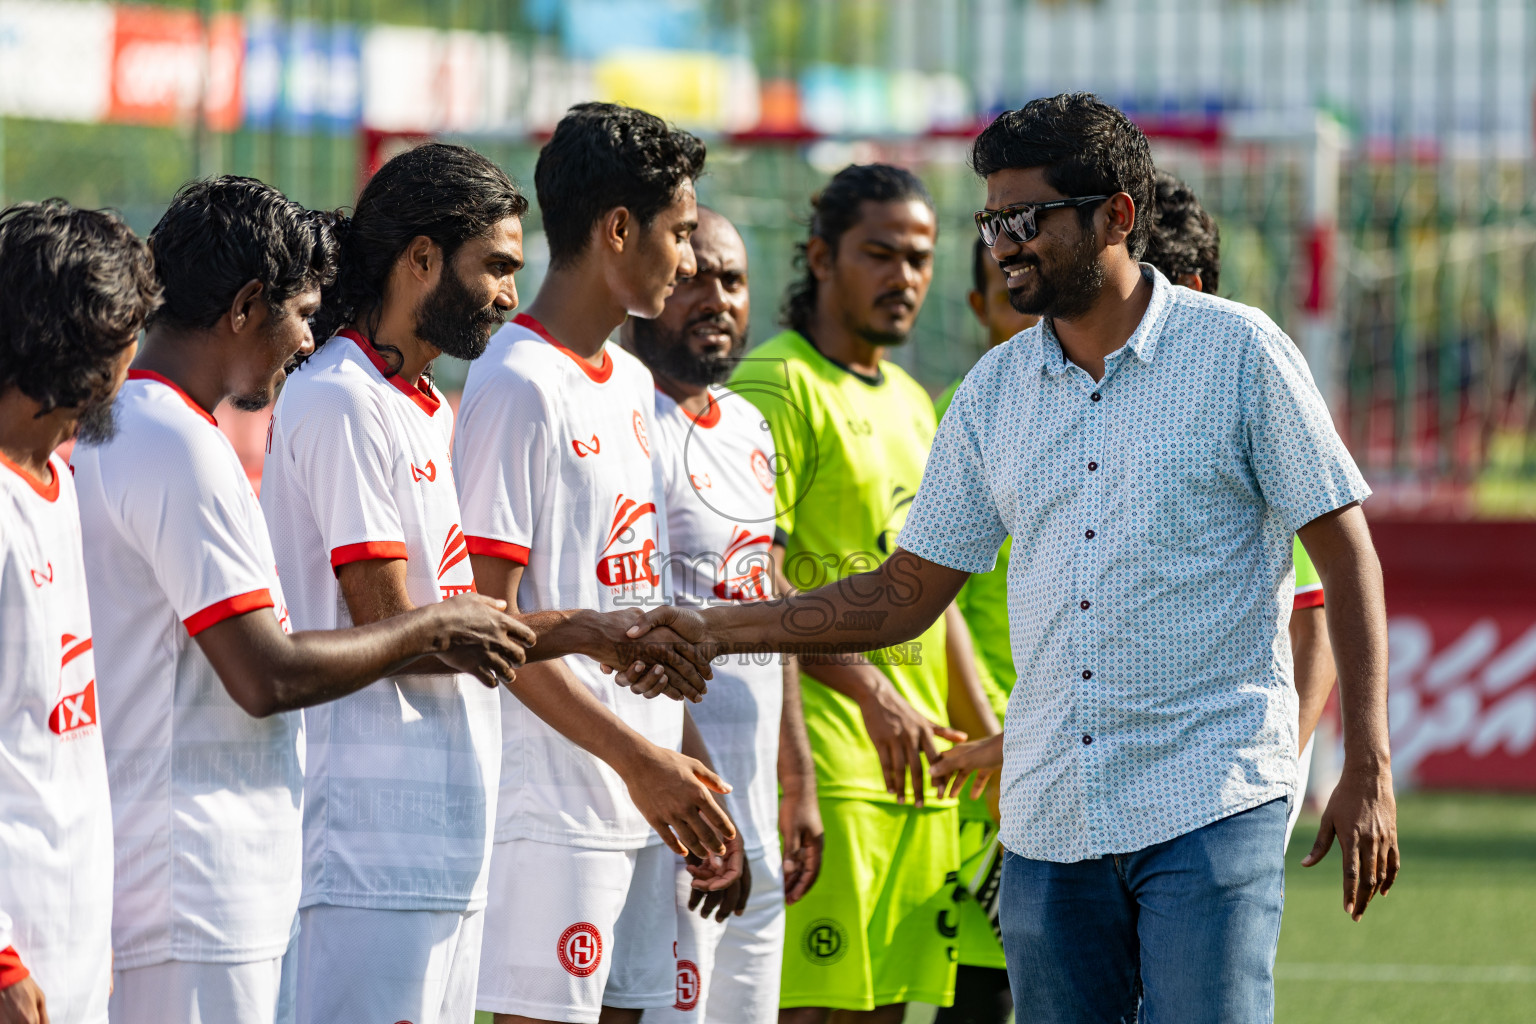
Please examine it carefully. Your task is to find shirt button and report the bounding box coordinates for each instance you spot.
[1085,529,1096,540]
[1082,670,1092,680]
[1088,461,1098,471]
[1090,392,1101,402]
[1082,734,1093,745]
[1080,600,1091,610]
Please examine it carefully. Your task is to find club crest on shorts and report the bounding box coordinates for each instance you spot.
[558,921,602,977]
[800,918,848,965]
[673,958,700,1010]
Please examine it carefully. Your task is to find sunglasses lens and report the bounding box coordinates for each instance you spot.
[1001,207,1035,243]
[976,214,998,247]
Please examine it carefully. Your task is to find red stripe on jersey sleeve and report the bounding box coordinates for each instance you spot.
[465,535,530,565]
[185,589,275,636]
[329,541,410,572]
[1293,588,1325,610]
[0,946,28,990]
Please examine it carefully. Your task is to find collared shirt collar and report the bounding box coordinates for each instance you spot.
[1036,264,1177,380]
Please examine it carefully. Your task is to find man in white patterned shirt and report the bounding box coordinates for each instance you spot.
[625,93,1397,1024]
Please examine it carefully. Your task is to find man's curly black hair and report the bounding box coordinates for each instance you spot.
[1143,170,1221,294]
[148,176,337,331]
[535,102,706,269]
[0,200,161,414]
[970,92,1155,260]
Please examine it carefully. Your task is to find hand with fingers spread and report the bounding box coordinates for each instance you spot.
[854,675,966,806]
[686,833,750,922]
[619,744,738,859]
[1301,763,1399,920]
[0,975,48,1024]
[429,594,539,688]
[930,733,1004,802]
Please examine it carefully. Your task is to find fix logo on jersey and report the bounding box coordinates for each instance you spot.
[437,525,475,597]
[50,633,98,737]
[674,959,701,1011]
[632,410,650,458]
[596,494,660,589]
[713,526,773,601]
[558,922,602,977]
[572,435,601,458]
[29,562,52,587]
[411,460,437,483]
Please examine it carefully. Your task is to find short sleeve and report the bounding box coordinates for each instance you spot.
[897,379,1008,573]
[1241,324,1371,533]
[729,360,816,538]
[453,367,550,566]
[107,425,275,635]
[282,379,407,571]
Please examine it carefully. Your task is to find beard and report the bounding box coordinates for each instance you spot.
[73,391,119,445]
[415,265,504,361]
[1006,228,1106,321]
[630,314,745,387]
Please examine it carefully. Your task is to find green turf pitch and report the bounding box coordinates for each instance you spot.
[476,793,1536,1024]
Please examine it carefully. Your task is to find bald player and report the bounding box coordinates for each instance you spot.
[625,207,824,1023]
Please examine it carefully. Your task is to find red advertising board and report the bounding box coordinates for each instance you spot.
[108,5,242,129]
[1374,521,1536,790]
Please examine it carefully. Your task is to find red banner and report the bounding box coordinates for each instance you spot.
[108,5,242,129]
[1375,521,1536,790]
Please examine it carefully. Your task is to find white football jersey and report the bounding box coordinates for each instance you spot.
[73,372,302,969]
[0,451,113,1023]
[455,314,681,850]
[261,329,499,912]
[654,387,783,856]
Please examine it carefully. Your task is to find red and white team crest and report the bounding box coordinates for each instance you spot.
[674,958,700,1011]
[596,495,661,588]
[558,922,602,977]
[750,449,775,494]
[438,524,475,597]
[50,633,98,737]
[632,410,650,458]
[713,526,772,602]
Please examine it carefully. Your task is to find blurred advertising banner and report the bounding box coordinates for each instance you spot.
[0,0,115,122]
[243,18,360,133]
[361,26,515,134]
[593,50,758,134]
[1377,522,1536,791]
[107,4,242,129]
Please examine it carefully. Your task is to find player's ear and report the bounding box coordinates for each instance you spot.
[404,234,440,284]
[967,289,986,326]
[1103,192,1136,249]
[806,234,833,282]
[602,207,632,255]
[229,279,264,334]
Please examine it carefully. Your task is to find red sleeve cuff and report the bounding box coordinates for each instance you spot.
[184,589,275,636]
[329,541,410,572]
[464,535,530,565]
[1293,588,1325,610]
[0,946,30,990]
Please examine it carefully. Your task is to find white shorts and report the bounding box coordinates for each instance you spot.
[649,848,786,1024]
[110,956,283,1024]
[476,838,677,1023]
[288,904,482,1024]
[1285,735,1316,851]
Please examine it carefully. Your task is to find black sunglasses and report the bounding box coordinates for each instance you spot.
[973,196,1112,247]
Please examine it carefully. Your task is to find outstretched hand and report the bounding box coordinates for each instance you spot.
[433,594,538,688]
[589,607,716,702]
[929,733,1004,801]
[1301,763,1399,920]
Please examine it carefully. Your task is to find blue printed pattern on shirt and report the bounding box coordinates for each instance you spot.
[898,266,1370,863]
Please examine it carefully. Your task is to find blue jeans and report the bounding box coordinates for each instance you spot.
[999,798,1287,1024]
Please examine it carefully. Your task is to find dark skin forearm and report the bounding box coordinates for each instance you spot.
[777,655,816,794]
[945,602,1002,741]
[1290,604,1336,749]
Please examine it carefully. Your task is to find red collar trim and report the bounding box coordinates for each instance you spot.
[128,369,218,426]
[0,449,60,502]
[514,313,614,384]
[338,329,442,417]
[665,389,721,428]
